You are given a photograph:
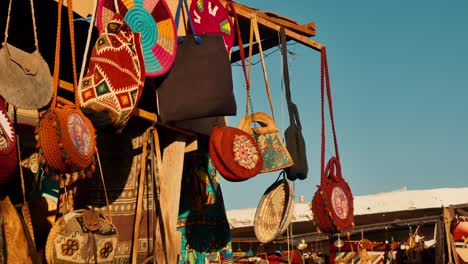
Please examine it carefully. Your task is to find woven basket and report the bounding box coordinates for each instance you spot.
[254,173,295,243]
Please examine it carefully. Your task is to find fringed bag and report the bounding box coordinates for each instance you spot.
[36,0,96,177]
[311,48,354,234]
[0,0,53,109]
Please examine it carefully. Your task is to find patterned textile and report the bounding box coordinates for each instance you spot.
[252,132,293,172]
[85,120,155,263]
[78,13,145,130]
[0,96,17,186]
[178,141,233,264]
[232,135,260,170]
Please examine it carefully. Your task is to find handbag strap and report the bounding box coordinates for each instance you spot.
[77,0,99,102]
[51,0,79,109]
[174,0,198,36]
[247,15,275,120]
[3,0,39,50]
[320,47,341,182]
[280,27,302,129]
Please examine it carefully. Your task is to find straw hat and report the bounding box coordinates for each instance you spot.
[254,173,295,243]
[97,0,177,77]
[189,0,234,52]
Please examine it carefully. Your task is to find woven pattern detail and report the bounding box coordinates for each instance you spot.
[232,134,260,170]
[254,177,294,243]
[78,13,145,129]
[0,96,17,184]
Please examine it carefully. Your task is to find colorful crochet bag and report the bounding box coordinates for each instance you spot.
[77,1,146,131]
[311,48,354,234]
[0,96,17,186]
[189,0,234,52]
[35,0,96,177]
[0,0,53,109]
[209,125,263,182]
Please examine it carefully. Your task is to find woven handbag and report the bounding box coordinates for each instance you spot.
[237,16,293,173]
[35,0,96,176]
[311,48,354,234]
[0,0,53,109]
[254,172,295,243]
[77,6,146,131]
[0,96,17,186]
[209,126,263,182]
[238,112,293,173]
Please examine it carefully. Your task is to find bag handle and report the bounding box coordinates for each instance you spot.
[174,0,198,37]
[3,0,39,50]
[320,47,341,181]
[238,111,277,134]
[247,15,275,120]
[51,0,79,109]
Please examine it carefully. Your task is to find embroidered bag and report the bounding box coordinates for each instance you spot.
[280,27,308,181]
[0,97,17,186]
[311,48,354,234]
[188,0,234,52]
[209,125,263,182]
[154,0,236,123]
[77,0,146,131]
[45,146,118,263]
[237,16,293,173]
[35,0,96,177]
[0,0,53,109]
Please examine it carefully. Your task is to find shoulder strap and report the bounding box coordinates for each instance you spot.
[3,0,39,50]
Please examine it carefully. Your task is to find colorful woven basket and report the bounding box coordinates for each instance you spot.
[189,0,234,52]
[254,173,295,243]
[0,96,17,186]
[97,0,177,77]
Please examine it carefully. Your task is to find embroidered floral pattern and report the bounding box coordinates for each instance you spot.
[99,241,114,258]
[255,134,292,170]
[61,238,79,256]
[67,113,92,156]
[232,135,259,170]
[331,186,349,220]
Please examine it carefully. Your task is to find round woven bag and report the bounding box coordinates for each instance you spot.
[209,126,263,182]
[0,96,17,186]
[312,157,354,234]
[189,0,234,52]
[254,172,295,243]
[36,98,96,175]
[97,0,177,77]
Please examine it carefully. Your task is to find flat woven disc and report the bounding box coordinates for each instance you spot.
[97,0,177,77]
[189,0,234,52]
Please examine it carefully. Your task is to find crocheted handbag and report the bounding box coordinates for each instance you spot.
[0,96,17,186]
[0,0,53,109]
[311,48,354,234]
[35,0,96,177]
[77,10,145,131]
[209,126,263,182]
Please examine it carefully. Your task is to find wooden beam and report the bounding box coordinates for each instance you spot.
[58,80,198,153]
[226,1,323,52]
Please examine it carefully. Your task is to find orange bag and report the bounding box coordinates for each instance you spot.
[35,0,96,176]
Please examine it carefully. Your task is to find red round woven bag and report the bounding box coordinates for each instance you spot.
[0,97,17,186]
[312,157,354,234]
[209,126,263,181]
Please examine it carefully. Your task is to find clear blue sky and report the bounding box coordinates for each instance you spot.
[220,0,468,210]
